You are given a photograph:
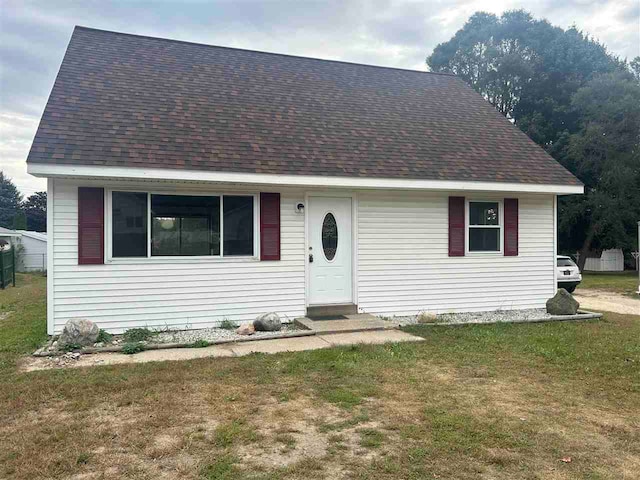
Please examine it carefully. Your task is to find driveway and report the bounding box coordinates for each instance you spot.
[574,289,640,315]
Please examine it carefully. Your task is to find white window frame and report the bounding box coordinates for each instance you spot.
[106,188,259,263]
[466,199,503,255]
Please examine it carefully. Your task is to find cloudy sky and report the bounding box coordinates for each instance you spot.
[1,0,639,197]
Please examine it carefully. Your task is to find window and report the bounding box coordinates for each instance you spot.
[223,196,254,256]
[322,213,338,261]
[112,192,147,257]
[557,258,576,267]
[468,201,501,252]
[152,195,220,256]
[110,192,256,258]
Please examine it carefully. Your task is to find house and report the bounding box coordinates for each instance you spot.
[27,27,582,335]
[0,227,47,272]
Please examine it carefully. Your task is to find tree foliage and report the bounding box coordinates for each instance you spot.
[427,10,639,263]
[0,172,23,229]
[23,192,47,232]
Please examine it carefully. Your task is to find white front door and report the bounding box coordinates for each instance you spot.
[308,196,353,305]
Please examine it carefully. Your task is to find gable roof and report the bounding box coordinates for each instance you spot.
[27,27,580,187]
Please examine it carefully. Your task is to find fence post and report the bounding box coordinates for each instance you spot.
[0,250,4,289]
[12,247,16,287]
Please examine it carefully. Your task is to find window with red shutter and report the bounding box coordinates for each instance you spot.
[78,187,104,265]
[504,198,519,256]
[260,193,280,260]
[449,196,465,256]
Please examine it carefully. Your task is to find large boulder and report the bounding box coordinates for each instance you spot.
[546,289,580,316]
[254,312,282,332]
[58,318,100,347]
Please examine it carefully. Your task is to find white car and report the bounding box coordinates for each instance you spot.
[557,255,582,293]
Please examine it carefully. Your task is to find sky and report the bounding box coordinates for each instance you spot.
[1,0,639,197]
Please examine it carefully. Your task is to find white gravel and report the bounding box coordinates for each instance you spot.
[151,323,304,344]
[382,308,552,326]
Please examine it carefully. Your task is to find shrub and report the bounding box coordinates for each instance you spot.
[219,319,237,330]
[62,342,83,352]
[96,329,113,343]
[122,342,145,355]
[123,328,153,342]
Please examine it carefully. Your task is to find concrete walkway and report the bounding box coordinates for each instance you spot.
[23,329,424,371]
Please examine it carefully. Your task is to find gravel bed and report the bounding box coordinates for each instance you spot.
[151,323,305,344]
[382,308,552,326]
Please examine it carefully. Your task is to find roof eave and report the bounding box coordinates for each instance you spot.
[28,163,584,195]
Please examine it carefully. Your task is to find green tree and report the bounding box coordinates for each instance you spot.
[23,191,47,232]
[0,172,23,229]
[558,71,640,268]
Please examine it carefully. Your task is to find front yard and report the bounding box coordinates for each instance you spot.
[1,274,639,479]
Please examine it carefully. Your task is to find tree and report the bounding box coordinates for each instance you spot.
[0,172,23,229]
[23,192,47,232]
[558,71,640,268]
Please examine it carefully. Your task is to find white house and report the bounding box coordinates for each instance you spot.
[27,27,583,335]
[0,227,47,272]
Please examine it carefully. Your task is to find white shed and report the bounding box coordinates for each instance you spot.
[0,227,47,272]
[584,249,625,272]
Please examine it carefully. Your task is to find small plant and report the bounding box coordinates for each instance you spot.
[96,329,113,343]
[76,452,90,465]
[123,328,153,342]
[62,342,83,352]
[122,342,145,355]
[190,339,210,348]
[219,319,237,330]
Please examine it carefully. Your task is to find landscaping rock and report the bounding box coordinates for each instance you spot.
[58,318,100,347]
[546,289,580,315]
[236,324,255,336]
[254,312,282,332]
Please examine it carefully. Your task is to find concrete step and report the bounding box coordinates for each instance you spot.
[306,304,358,317]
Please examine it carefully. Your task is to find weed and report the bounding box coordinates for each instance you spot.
[62,342,83,352]
[200,455,241,480]
[219,319,237,330]
[213,420,260,447]
[123,328,153,342]
[76,453,90,465]
[96,329,113,343]
[190,339,210,348]
[121,342,145,355]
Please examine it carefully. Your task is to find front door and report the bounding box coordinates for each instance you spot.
[308,196,353,305]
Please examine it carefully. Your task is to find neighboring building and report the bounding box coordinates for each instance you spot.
[0,227,47,272]
[584,249,625,272]
[27,27,582,335]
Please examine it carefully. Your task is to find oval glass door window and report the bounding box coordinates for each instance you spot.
[322,213,338,261]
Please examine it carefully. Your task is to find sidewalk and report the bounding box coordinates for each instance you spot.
[23,329,424,371]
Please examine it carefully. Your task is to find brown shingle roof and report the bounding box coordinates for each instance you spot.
[27,27,580,186]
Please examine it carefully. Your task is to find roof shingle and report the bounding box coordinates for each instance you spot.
[27,27,580,186]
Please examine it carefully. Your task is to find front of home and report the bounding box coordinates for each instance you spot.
[27,27,582,334]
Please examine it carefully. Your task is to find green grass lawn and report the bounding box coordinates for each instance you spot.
[577,271,639,296]
[1,274,639,479]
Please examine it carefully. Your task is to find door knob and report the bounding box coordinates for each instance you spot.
[309,254,314,263]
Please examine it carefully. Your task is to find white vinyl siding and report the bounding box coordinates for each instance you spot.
[357,191,555,316]
[50,179,305,334]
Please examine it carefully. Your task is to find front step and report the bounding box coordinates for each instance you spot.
[306,304,358,318]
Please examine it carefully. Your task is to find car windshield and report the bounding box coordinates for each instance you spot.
[557,258,576,267]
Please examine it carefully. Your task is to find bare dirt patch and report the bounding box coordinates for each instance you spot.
[574,289,639,315]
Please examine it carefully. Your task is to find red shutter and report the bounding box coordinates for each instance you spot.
[78,187,104,265]
[504,198,519,256]
[449,196,465,256]
[260,192,280,260]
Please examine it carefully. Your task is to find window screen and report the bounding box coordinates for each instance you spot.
[112,192,147,257]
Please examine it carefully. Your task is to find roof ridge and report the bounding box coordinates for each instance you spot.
[73,25,457,77]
